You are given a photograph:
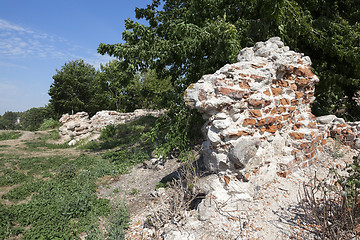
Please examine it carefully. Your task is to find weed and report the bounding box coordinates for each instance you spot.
[0,131,21,141]
[0,169,29,186]
[301,155,360,239]
[129,188,139,195]
[106,203,130,240]
[102,148,150,174]
[25,130,70,151]
[38,118,61,131]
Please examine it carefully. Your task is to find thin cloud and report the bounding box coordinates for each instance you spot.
[0,18,72,59]
[0,18,113,68]
[0,18,33,33]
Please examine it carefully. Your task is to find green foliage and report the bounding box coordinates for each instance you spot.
[99,61,173,112]
[0,111,20,130]
[49,59,106,117]
[20,107,50,131]
[38,118,61,130]
[337,155,360,203]
[2,180,43,202]
[0,131,21,140]
[25,130,70,151]
[106,204,129,240]
[102,148,150,174]
[98,0,360,155]
[129,188,139,195]
[82,115,157,151]
[0,169,29,187]
[0,153,115,239]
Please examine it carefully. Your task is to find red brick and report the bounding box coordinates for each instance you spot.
[239,73,248,78]
[249,109,262,118]
[295,78,310,87]
[264,100,271,106]
[243,118,256,126]
[308,122,317,129]
[265,125,277,133]
[291,99,298,106]
[276,115,283,122]
[264,108,272,114]
[230,130,253,137]
[295,66,315,78]
[256,117,276,127]
[290,83,297,90]
[295,91,305,98]
[271,87,283,96]
[248,99,265,107]
[282,114,292,121]
[278,107,287,113]
[279,80,289,87]
[289,132,305,140]
[218,87,248,99]
[280,98,290,105]
[250,74,265,81]
[293,123,303,130]
[288,106,296,112]
[263,90,271,96]
[239,82,250,89]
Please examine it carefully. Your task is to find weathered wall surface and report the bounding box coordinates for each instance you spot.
[184,37,325,178]
[58,109,164,144]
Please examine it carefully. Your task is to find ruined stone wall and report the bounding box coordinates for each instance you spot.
[184,37,325,178]
[59,109,164,144]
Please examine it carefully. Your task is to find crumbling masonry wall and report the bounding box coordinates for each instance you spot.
[59,109,164,144]
[184,37,326,177]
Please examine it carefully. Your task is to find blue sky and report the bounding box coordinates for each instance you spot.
[0,0,151,115]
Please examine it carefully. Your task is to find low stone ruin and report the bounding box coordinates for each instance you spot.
[184,37,326,178]
[58,109,164,145]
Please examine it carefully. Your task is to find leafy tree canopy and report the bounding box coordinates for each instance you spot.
[98,0,360,153]
[48,59,105,117]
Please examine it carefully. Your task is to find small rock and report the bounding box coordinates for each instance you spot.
[317,115,337,124]
[68,139,77,146]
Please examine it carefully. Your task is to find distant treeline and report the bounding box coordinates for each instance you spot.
[0,107,59,131]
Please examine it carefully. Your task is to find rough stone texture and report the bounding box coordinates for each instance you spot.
[184,37,322,177]
[59,109,164,144]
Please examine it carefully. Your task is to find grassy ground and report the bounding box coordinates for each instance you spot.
[0,116,157,239]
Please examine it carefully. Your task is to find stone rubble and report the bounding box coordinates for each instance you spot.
[58,109,164,145]
[184,37,324,179]
[102,37,360,239]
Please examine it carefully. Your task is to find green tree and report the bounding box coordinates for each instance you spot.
[0,111,20,130]
[138,69,174,109]
[20,107,49,131]
[48,59,106,117]
[98,0,360,153]
[99,61,173,112]
[99,60,138,112]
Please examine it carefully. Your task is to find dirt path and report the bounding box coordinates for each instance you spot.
[0,130,81,158]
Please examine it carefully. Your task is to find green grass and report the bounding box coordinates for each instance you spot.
[0,116,160,239]
[0,154,117,239]
[0,131,22,141]
[25,130,71,151]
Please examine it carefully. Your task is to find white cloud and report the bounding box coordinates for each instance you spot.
[0,19,33,33]
[0,18,73,59]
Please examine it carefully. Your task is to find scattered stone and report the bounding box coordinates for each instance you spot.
[58,109,164,143]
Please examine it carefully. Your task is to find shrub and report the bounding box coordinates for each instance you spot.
[38,118,61,130]
[301,155,360,239]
